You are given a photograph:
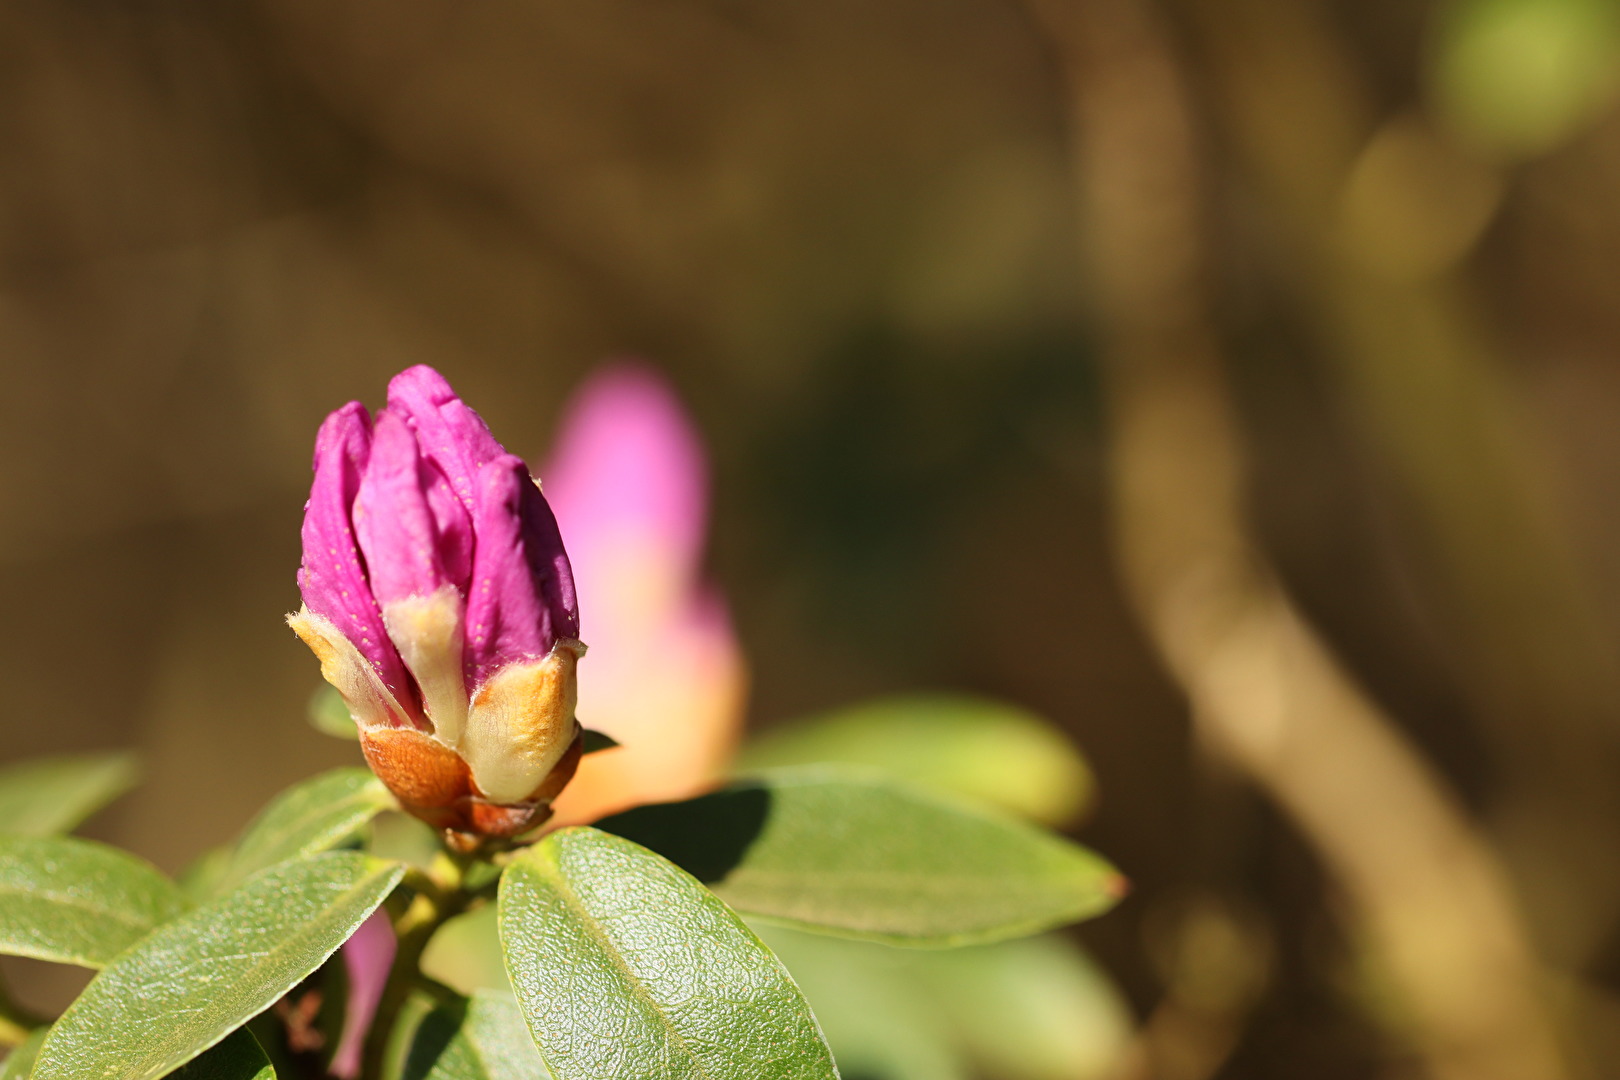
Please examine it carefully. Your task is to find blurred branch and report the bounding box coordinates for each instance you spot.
[1026,1,1573,1078]
[1165,0,1620,962]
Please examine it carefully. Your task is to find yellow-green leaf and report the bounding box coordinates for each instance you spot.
[32,852,403,1080]
[0,753,138,837]
[600,767,1124,946]
[499,827,837,1080]
[0,835,186,967]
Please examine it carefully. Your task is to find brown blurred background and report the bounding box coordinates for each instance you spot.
[4,0,1620,1076]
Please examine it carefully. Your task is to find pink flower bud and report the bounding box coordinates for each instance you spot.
[288,366,584,840]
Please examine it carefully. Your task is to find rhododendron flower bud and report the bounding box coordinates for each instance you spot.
[288,365,584,840]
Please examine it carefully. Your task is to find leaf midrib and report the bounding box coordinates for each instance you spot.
[38,861,400,1080]
[0,882,169,937]
[230,782,385,874]
[532,852,717,1080]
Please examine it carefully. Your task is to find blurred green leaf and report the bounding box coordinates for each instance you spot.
[214,769,394,895]
[402,992,549,1080]
[164,1029,275,1080]
[0,753,138,837]
[498,827,838,1080]
[177,847,233,905]
[380,993,438,1080]
[599,766,1125,946]
[0,1028,45,1080]
[1434,0,1620,156]
[740,694,1092,824]
[421,905,508,999]
[31,852,404,1080]
[309,685,358,740]
[919,934,1132,1080]
[753,923,969,1080]
[368,811,443,872]
[756,925,1132,1080]
[0,835,187,967]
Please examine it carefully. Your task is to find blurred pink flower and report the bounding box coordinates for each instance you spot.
[543,362,747,824]
[330,908,396,1079]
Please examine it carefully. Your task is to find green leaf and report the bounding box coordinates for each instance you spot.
[752,923,968,1080]
[599,766,1125,946]
[580,729,619,755]
[915,934,1132,1080]
[177,847,233,905]
[0,835,188,967]
[214,769,395,895]
[740,694,1092,825]
[402,992,549,1080]
[0,753,138,836]
[368,812,443,873]
[164,1029,275,1080]
[0,1028,46,1080]
[498,827,837,1080]
[31,851,404,1080]
[420,906,508,998]
[309,685,359,740]
[756,924,1132,1080]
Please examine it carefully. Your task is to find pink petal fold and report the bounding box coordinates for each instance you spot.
[297,403,413,700]
[463,454,579,686]
[353,409,472,604]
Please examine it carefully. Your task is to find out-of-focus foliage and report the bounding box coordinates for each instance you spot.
[0,836,186,968]
[759,924,1132,1080]
[1433,0,1620,156]
[738,694,1093,825]
[0,755,138,838]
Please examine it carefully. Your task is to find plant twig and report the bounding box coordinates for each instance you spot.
[1024,2,1573,1078]
[359,848,477,1079]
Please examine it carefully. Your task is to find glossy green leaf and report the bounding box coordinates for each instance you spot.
[0,753,138,837]
[600,766,1125,946]
[0,835,187,967]
[32,851,404,1080]
[740,694,1092,825]
[214,769,394,895]
[402,992,549,1080]
[0,1028,45,1080]
[164,1028,275,1080]
[499,827,837,1080]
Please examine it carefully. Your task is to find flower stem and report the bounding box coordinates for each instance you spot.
[360,849,477,1079]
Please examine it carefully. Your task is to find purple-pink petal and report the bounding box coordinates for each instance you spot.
[385,365,506,511]
[463,455,579,686]
[352,409,472,604]
[328,908,396,1080]
[543,362,708,590]
[297,403,414,702]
